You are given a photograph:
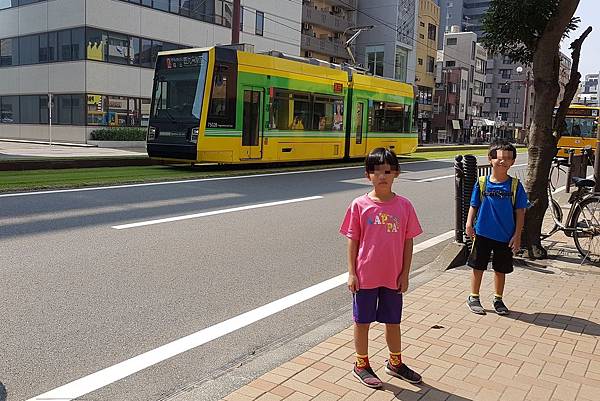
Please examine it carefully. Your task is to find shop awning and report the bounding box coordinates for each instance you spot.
[482,118,495,126]
[452,120,461,130]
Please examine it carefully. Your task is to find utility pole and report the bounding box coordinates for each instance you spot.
[594,120,600,192]
[231,0,240,44]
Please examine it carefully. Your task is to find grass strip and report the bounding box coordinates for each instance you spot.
[0,148,493,193]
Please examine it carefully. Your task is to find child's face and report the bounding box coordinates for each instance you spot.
[366,163,399,190]
[489,149,515,171]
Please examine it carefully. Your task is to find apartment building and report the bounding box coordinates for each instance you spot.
[432,27,486,142]
[415,0,440,142]
[0,0,301,143]
[300,0,357,64]
[354,0,418,84]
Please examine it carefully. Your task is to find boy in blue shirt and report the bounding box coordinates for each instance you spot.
[465,140,528,315]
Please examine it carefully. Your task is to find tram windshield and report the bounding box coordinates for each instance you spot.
[150,52,209,124]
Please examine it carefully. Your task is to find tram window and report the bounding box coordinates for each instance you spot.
[563,117,597,137]
[368,101,406,133]
[207,62,236,128]
[312,97,344,131]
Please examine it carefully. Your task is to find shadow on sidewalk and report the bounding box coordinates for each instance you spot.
[382,381,472,400]
[514,258,556,274]
[0,382,6,401]
[505,311,600,335]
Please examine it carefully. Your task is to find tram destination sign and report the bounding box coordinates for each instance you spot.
[164,54,203,69]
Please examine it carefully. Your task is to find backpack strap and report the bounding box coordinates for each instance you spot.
[510,176,519,207]
[478,175,487,204]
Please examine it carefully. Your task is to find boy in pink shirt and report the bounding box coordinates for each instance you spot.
[340,147,423,388]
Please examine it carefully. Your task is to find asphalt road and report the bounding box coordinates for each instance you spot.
[0,154,531,401]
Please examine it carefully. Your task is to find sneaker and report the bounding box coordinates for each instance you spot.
[493,298,509,315]
[385,361,422,384]
[467,296,486,315]
[352,364,383,388]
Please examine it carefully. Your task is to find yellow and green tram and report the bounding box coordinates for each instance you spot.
[146,46,417,163]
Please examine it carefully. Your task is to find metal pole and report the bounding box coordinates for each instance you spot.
[513,82,519,141]
[48,93,52,147]
[454,155,464,243]
[522,72,530,143]
[444,70,449,141]
[231,0,241,44]
[594,124,600,192]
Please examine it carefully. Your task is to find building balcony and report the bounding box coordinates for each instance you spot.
[301,33,349,59]
[302,5,355,33]
[326,0,358,10]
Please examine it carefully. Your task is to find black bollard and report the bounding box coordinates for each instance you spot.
[455,155,464,243]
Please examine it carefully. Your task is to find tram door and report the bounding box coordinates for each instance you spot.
[241,88,263,159]
[355,101,367,155]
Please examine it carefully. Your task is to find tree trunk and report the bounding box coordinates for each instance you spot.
[523,0,581,257]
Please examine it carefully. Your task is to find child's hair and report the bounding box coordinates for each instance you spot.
[488,139,517,160]
[365,147,400,173]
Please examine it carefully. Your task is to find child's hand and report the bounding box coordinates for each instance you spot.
[509,234,521,254]
[347,274,359,293]
[397,275,409,293]
[466,224,475,239]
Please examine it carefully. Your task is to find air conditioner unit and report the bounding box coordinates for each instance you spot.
[303,23,312,30]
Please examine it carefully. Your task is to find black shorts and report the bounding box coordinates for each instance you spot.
[467,235,513,274]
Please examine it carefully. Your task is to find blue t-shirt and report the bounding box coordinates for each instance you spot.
[470,176,528,243]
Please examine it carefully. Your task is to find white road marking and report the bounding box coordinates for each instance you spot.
[415,174,454,183]
[28,230,455,401]
[112,196,324,230]
[1,158,456,198]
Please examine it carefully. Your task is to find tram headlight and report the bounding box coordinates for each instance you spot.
[147,126,157,141]
[191,128,199,143]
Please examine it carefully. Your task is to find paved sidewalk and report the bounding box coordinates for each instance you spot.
[220,238,599,400]
[0,140,146,160]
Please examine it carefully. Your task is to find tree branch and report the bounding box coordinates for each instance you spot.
[553,25,593,134]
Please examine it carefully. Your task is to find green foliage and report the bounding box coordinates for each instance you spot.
[481,0,579,63]
[90,128,147,141]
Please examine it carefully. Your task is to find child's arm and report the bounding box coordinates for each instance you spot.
[398,238,414,293]
[347,239,359,293]
[465,206,478,238]
[510,208,526,253]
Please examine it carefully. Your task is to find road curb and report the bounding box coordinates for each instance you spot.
[0,157,158,171]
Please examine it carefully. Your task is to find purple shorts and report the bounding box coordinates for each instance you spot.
[353,287,403,324]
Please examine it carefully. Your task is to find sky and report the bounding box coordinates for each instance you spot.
[559,0,600,77]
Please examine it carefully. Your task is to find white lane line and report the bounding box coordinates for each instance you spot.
[1,158,456,198]
[28,230,455,401]
[415,174,454,183]
[112,196,323,230]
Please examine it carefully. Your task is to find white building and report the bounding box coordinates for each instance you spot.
[0,0,301,143]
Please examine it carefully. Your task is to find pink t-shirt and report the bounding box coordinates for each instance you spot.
[340,194,423,290]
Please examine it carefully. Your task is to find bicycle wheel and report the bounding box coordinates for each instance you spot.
[541,198,562,239]
[572,196,600,263]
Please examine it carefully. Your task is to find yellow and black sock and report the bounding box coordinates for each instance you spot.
[356,354,369,369]
[389,351,402,367]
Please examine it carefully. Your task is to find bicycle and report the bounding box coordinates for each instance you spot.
[542,152,600,263]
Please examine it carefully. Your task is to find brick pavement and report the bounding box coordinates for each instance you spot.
[221,240,600,401]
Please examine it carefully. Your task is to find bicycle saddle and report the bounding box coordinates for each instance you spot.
[572,176,596,188]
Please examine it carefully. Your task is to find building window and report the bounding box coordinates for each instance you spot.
[366,46,384,77]
[419,34,425,39]
[475,58,485,74]
[240,6,244,31]
[498,98,510,108]
[446,60,455,67]
[503,55,512,64]
[255,11,264,36]
[474,80,484,96]
[19,34,40,65]
[20,95,48,124]
[499,83,510,93]
[427,56,435,73]
[1,37,18,66]
[471,41,475,60]
[420,21,425,27]
[395,46,408,82]
[1,96,20,124]
[500,69,511,79]
[107,32,130,64]
[428,24,437,41]
[446,37,457,45]
[484,97,490,103]
[418,58,423,65]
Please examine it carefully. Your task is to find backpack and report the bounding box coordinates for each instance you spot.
[478,175,519,207]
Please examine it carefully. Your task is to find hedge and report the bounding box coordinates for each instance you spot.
[90,128,147,141]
